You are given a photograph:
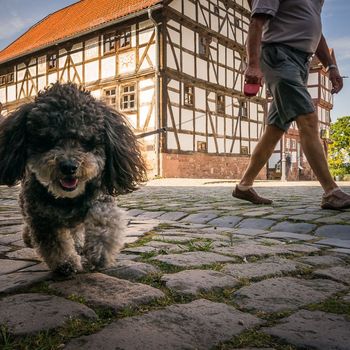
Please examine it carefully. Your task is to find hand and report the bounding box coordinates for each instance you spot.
[328,67,343,94]
[244,65,264,85]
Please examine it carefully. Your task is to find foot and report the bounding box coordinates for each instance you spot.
[321,189,350,210]
[232,185,273,205]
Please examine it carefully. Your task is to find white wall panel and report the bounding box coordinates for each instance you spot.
[101,56,116,79]
[178,133,193,151]
[7,86,16,102]
[181,108,193,131]
[84,61,99,82]
[0,88,6,103]
[85,37,99,60]
[182,27,194,51]
[182,51,194,76]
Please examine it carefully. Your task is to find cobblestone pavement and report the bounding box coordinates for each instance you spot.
[0,180,350,350]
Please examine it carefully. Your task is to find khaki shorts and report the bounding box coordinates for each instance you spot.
[261,44,315,131]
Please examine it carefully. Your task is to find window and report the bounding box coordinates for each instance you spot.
[0,75,6,86]
[216,94,225,114]
[120,84,136,111]
[238,100,248,118]
[7,72,14,83]
[119,27,131,49]
[48,54,58,70]
[104,88,117,108]
[234,17,243,29]
[198,35,210,58]
[197,141,207,152]
[240,145,249,155]
[103,32,116,54]
[184,84,194,107]
[213,5,219,15]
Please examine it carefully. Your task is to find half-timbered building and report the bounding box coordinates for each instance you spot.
[0,0,332,180]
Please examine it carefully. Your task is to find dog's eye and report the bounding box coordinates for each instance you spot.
[81,140,95,151]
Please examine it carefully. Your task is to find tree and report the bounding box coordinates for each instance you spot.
[328,116,350,177]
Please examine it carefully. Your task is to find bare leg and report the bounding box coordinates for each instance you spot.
[296,112,337,194]
[240,124,284,186]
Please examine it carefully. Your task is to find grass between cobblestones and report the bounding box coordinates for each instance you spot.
[305,294,350,317]
[213,329,297,350]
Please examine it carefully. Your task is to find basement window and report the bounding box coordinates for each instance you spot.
[48,53,58,70]
[119,27,131,49]
[197,141,207,152]
[103,32,116,54]
[240,145,249,155]
[120,84,136,111]
[184,84,194,107]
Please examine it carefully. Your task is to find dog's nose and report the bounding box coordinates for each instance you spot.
[59,160,78,175]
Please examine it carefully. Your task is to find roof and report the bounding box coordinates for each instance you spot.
[0,0,162,65]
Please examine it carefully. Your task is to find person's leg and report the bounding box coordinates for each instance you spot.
[232,124,284,205]
[240,124,284,186]
[295,112,336,193]
[296,112,350,209]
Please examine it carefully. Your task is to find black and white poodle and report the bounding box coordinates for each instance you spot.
[0,83,147,275]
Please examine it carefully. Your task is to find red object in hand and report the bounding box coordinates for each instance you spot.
[244,83,260,97]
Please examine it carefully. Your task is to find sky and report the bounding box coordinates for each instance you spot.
[0,0,349,121]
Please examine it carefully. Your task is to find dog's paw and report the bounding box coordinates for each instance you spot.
[53,258,83,276]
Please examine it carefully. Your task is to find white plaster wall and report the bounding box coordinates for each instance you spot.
[207,137,217,153]
[178,133,193,151]
[0,88,6,103]
[182,27,194,51]
[85,37,99,60]
[181,108,193,131]
[182,51,195,76]
[195,111,206,133]
[118,51,136,74]
[169,0,182,13]
[7,86,16,102]
[101,56,116,79]
[183,0,196,18]
[38,76,46,92]
[48,72,58,85]
[167,131,178,150]
[197,57,207,81]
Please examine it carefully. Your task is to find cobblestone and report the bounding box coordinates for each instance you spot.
[64,299,263,350]
[263,310,350,350]
[233,277,346,312]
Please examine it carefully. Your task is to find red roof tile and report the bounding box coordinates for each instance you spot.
[0,0,162,64]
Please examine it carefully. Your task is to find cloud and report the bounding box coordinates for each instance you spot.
[330,37,350,66]
[0,14,35,41]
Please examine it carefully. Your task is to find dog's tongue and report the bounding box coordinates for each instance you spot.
[60,178,78,189]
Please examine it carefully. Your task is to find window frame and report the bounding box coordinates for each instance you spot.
[184,84,195,107]
[120,83,136,112]
[103,32,116,54]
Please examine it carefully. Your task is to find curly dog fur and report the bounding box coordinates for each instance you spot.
[0,83,146,275]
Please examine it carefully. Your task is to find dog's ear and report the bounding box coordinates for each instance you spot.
[103,108,147,195]
[0,103,32,185]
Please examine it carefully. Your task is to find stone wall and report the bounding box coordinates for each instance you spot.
[161,153,267,179]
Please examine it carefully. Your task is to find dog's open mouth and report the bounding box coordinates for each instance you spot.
[59,177,79,191]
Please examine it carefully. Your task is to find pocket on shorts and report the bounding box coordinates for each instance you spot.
[262,45,287,68]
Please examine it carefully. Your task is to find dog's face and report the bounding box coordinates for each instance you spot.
[0,83,146,197]
[26,106,106,198]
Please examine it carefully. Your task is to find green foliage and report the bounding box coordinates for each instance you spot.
[328,116,350,177]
